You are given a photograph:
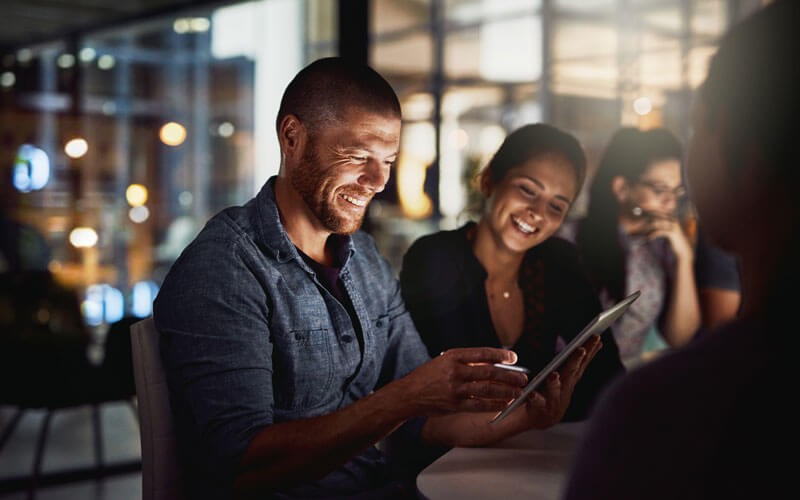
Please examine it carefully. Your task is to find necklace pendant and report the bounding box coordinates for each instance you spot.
[502,291,510,299]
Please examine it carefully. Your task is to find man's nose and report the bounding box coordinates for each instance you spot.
[358,159,389,193]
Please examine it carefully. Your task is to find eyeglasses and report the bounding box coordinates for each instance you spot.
[636,179,687,201]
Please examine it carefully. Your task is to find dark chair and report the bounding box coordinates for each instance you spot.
[0,272,140,496]
[131,317,187,500]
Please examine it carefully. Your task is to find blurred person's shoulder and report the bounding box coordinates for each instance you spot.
[570,315,789,498]
[591,315,776,431]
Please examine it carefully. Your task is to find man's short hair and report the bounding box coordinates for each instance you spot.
[276,57,401,135]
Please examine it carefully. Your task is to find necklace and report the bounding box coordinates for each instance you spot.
[489,286,514,300]
[487,277,517,301]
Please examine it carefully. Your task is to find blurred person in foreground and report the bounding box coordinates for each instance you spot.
[153,57,600,500]
[400,123,624,428]
[570,127,701,367]
[563,1,799,498]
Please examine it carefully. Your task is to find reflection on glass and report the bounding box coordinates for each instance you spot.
[83,284,124,326]
[132,281,159,318]
[13,144,50,192]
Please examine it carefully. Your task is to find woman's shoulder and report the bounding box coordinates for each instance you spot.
[404,222,473,259]
[534,235,582,263]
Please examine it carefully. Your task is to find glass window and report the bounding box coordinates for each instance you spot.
[369,0,737,268]
[0,0,335,322]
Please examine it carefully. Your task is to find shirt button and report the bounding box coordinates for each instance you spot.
[341,335,353,343]
[376,320,384,327]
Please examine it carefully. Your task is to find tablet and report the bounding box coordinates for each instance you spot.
[489,290,640,424]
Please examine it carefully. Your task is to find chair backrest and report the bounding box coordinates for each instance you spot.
[131,317,186,500]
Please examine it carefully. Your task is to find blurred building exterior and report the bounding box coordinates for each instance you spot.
[0,0,766,324]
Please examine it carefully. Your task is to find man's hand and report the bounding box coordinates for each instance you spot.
[398,347,529,416]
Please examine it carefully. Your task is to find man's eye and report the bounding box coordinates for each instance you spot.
[550,204,565,214]
[350,156,367,163]
[520,185,536,196]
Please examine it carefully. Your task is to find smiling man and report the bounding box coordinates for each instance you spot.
[153,57,601,499]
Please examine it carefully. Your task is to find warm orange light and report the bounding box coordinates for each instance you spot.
[397,156,433,219]
[126,183,148,207]
[159,122,187,146]
[64,138,89,158]
[69,227,98,248]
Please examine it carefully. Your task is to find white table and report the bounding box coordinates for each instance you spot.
[416,421,585,500]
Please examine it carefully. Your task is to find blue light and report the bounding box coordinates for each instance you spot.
[13,144,50,192]
[83,284,125,326]
[131,280,159,318]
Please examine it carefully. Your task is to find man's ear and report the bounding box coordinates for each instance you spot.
[611,175,629,202]
[278,114,306,161]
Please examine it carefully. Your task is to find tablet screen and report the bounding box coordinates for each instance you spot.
[489,290,640,424]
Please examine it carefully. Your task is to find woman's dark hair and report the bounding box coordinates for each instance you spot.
[276,57,401,135]
[484,123,587,193]
[575,127,683,301]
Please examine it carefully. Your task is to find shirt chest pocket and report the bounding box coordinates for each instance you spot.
[271,328,335,411]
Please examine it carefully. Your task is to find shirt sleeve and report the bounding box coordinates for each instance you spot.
[153,231,274,492]
[377,249,432,386]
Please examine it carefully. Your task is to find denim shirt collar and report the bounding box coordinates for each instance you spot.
[254,176,356,268]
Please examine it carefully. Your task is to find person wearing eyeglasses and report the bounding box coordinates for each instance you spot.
[564,2,798,496]
[569,127,701,368]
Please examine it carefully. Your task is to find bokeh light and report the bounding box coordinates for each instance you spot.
[129,205,150,223]
[633,96,653,116]
[69,227,98,248]
[160,121,187,146]
[126,183,148,207]
[65,137,89,158]
[13,144,50,192]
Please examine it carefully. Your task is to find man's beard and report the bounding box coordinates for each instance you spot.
[289,140,366,234]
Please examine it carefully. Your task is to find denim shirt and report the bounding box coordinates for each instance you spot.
[153,177,431,499]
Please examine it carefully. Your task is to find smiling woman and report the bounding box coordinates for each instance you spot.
[400,122,625,426]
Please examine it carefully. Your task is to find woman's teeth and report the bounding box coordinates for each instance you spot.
[512,216,536,234]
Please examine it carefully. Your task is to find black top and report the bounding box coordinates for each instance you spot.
[400,222,625,421]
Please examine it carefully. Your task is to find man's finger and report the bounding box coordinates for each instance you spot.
[444,346,518,365]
